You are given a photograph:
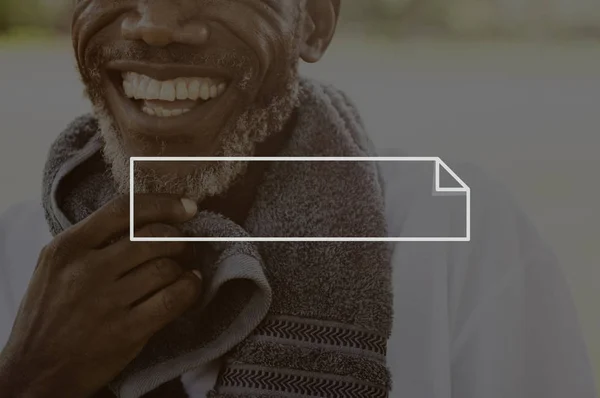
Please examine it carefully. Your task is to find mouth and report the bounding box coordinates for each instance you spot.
[121,72,227,117]
[104,61,236,139]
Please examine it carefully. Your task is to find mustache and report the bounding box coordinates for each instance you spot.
[83,39,255,82]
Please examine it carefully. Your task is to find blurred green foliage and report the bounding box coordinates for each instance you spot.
[2,0,600,40]
[0,0,10,33]
[0,0,71,35]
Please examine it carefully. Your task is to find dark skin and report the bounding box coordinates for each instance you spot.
[78,0,339,162]
[0,195,203,397]
[0,0,339,397]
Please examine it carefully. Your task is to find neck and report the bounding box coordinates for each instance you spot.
[198,110,297,224]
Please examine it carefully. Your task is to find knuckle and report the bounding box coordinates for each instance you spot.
[152,258,182,281]
[135,241,185,260]
[136,242,157,259]
[77,253,100,270]
[152,197,178,216]
[137,196,173,218]
[138,225,186,255]
[58,268,83,292]
[107,319,131,343]
[145,223,179,238]
[161,291,177,313]
[179,276,200,301]
[149,198,167,215]
[42,236,76,264]
[160,277,198,315]
[90,290,114,312]
[167,240,187,255]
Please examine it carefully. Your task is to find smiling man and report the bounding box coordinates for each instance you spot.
[80,0,318,202]
[0,1,598,398]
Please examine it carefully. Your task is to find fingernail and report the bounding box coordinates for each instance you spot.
[191,270,203,283]
[181,198,197,215]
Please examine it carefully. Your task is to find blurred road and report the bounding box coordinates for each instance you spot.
[0,37,599,381]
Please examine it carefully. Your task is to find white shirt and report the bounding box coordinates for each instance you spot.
[0,162,597,398]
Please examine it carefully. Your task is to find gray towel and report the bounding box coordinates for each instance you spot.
[42,77,393,398]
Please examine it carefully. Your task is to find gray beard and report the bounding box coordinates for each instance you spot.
[80,3,305,203]
[97,77,299,203]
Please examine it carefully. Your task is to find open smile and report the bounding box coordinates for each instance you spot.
[123,72,227,117]
[105,61,234,136]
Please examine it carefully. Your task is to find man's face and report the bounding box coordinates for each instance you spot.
[72,0,321,200]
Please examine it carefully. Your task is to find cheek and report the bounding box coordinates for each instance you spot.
[212,1,300,78]
[72,1,131,78]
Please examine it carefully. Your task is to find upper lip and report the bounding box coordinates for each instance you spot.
[105,60,232,81]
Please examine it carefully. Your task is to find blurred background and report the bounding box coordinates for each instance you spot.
[0,0,599,388]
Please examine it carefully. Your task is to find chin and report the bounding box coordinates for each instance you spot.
[131,158,247,202]
[94,63,300,199]
[121,131,217,158]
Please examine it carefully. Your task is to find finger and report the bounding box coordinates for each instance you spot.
[67,194,197,248]
[114,258,184,307]
[100,224,187,277]
[129,271,203,338]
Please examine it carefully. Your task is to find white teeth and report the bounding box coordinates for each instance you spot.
[134,76,149,99]
[142,106,156,116]
[146,79,161,100]
[159,81,176,101]
[142,104,191,118]
[121,72,228,107]
[176,79,188,100]
[199,82,210,101]
[123,80,134,98]
[188,79,200,100]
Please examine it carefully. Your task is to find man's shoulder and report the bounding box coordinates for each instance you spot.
[377,148,510,239]
[378,147,552,301]
[377,147,532,240]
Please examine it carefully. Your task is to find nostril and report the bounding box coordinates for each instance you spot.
[139,26,173,47]
[120,13,210,47]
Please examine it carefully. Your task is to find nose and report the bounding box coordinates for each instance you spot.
[121,3,210,47]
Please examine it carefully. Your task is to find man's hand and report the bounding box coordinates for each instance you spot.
[0,194,201,398]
